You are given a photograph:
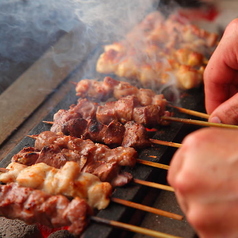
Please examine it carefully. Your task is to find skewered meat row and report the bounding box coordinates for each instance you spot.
[12,131,138,187]
[52,97,170,137]
[51,98,127,146]
[0,183,92,235]
[51,103,152,148]
[1,131,139,234]
[52,116,126,146]
[75,76,167,108]
[95,95,171,127]
[96,11,218,90]
[51,78,172,148]
[0,161,112,210]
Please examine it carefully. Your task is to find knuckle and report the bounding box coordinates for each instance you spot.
[171,170,195,194]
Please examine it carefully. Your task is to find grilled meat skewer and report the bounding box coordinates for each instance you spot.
[12,131,138,187]
[50,106,152,149]
[0,183,92,236]
[75,76,168,107]
[49,93,170,149]
[0,161,112,210]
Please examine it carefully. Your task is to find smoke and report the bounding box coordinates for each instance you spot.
[0,0,78,63]
[0,0,189,103]
[0,0,158,64]
[73,0,159,41]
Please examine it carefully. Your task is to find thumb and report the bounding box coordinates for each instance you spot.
[208,93,238,125]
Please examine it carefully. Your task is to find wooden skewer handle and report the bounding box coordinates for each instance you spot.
[137,159,170,170]
[90,216,183,238]
[168,104,209,120]
[162,116,238,129]
[111,197,183,221]
[150,139,181,148]
[134,179,174,192]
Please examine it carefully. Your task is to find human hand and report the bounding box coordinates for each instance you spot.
[204,18,238,125]
[168,127,238,238]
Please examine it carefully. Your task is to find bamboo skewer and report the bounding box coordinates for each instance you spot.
[28,135,171,170]
[162,116,238,129]
[27,134,38,139]
[133,179,174,192]
[149,155,157,158]
[150,139,182,148]
[136,159,170,170]
[111,197,183,220]
[168,104,209,119]
[43,120,53,124]
[91,216,182,238]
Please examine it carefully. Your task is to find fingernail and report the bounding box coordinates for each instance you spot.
[209,116,221,123]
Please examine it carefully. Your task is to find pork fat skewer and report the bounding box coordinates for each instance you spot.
[0,161,112,210]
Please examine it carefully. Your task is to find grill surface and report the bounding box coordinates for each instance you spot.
[0,3,210,236]
[0,34,205,237]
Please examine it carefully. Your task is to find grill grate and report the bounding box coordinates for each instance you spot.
[0,28,206,238]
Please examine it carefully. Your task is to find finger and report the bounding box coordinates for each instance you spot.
[167,129,208,190]
[204,18,238,114]
[208,93,238,125]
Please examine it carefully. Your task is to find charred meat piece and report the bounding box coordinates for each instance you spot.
[122,121,151,149]
[51,98,98,137]
[37,145,88,169]
[83,119,125,146]
[0,183,92,236]
[11,147,40,166]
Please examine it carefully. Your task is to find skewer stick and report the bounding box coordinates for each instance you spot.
[41,121,181,148]
[111,197,183,220]
[69,81,77,85]
[133,179,174,192]
[27,135,170,171]
[27,135,38,139]
[150,139,181,148]
[162,116,238,129]
[137,159,169,170]
[149,155,157,158]
[0,168,8,173]
[168,104,209,119]
[43,121,54,125]
[91,216,182,238]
